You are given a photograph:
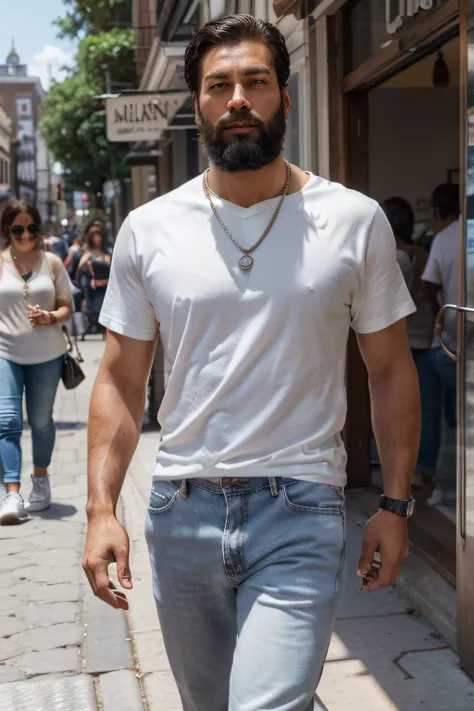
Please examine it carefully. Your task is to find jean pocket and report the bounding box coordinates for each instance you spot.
[282,481,345,514]
[148,480,180,514]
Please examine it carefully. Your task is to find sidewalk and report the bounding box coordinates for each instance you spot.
[1,339,474,710]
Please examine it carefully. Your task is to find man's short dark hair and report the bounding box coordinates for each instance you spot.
[381,197,415,244]
[431,183,460,219]
[184,14,290,95]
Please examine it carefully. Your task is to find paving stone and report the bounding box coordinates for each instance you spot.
[6,566,82,585]
[133,631,170,674]
[0,597,24,613]
[0,555,31,573]
[28,533,83,550]
[19,548,82,567]
[9,647,80,675]
[7,582,80,604]
[0,616,31,637]
[1,671,96,710]
[0,539,33,555]
[319,649,474,710]
[83,584,133,674]
[9,622,82,652]
[0,663,26,683]
[327,613,445,668]
[18,601,79,626]
[143,671,181,711]
[0,638,22,663]
[100,669,144,711]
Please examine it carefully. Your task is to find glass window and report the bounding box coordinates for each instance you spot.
[347,0,450,72]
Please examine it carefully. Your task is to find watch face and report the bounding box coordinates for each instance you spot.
[407,499,416,517]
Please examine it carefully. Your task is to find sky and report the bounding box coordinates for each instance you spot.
[0,0,76,90]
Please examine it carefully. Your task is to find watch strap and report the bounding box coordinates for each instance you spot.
[380,495,415,518]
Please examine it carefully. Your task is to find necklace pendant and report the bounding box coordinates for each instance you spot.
[239,255,254,271]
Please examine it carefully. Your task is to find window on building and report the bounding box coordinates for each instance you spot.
[284,72,300,165]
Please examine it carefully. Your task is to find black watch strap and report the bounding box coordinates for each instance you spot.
[380,495,415,518]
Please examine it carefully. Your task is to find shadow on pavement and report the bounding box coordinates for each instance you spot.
[55,421,88,431]
[31,502,78,519]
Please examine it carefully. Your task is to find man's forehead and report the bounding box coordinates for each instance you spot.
[201,41,275,77]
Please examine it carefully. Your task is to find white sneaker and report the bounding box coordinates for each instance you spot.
[0,492,28,525]
[27,476,51,512]
[428,488,457,507]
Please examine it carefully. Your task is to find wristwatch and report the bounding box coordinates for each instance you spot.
[380,495,416,519]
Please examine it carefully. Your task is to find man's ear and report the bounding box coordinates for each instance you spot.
[282,85,291,120]
[193,92,201,126]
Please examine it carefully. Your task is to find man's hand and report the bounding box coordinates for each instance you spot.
[83,515,133,610]
[357,510,409,592]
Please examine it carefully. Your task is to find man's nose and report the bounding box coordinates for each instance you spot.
[227,85,252,113]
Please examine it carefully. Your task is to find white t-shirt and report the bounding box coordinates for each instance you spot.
[100,173,415,487]
[0,251,72,365]
[422,220,460,352]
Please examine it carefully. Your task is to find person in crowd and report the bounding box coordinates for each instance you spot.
[77,222,111,337]
[382,198,436,489]
[422,183,460,506]
[83,15,420,710]
[44,221,69,263]
[0,200,72,525]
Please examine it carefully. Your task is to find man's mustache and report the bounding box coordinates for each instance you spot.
[216,111,265,132]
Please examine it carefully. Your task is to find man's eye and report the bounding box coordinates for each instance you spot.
[211,83,228,89]
[251,80,266,85]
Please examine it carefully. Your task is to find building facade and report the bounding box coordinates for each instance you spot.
[0,44,47,214]
[0,97,12,204]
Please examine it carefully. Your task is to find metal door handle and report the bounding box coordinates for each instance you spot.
[437,304,474,361]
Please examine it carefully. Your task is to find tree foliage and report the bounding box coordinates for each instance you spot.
[55,0,132,39]
[40,28,136,197]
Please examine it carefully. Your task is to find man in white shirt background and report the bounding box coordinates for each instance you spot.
[422,183,460,506]
[82,15,420,710]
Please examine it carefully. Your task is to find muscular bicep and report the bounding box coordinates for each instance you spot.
[357,319,412,380]
[98,330,157,403]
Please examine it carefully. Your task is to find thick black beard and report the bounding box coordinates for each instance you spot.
[198,102,287,173]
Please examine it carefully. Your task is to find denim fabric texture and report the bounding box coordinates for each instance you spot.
[0,355,63,483]
[145,477,346,711]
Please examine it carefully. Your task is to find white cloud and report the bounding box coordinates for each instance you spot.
[28,45,75,90]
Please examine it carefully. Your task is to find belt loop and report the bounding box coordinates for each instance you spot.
[269,477,278,497]
[179,479,189,499]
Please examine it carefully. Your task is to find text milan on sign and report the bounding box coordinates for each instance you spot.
[106,93,188,142]
[386,0,436,35]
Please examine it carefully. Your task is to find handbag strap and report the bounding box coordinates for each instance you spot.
[62,325,84,363]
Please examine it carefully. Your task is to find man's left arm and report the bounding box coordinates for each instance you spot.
[357,319,421,591]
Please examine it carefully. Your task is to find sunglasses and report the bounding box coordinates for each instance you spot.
[10,224,40,237]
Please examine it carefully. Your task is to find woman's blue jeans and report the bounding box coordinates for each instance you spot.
[0,356,63,484]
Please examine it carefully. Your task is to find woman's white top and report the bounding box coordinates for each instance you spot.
[0,251,72,364]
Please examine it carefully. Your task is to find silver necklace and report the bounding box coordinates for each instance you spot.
[203,161,292,271]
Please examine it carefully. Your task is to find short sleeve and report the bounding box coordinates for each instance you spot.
[351,206,416,334]
[422,235,442,286]
[54,259,73,303]
[99,216,159,341]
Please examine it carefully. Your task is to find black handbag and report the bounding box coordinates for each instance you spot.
[62,326,85,390]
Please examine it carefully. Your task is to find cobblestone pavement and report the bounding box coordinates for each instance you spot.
[2,339,474,710]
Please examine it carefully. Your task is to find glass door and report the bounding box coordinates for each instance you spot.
[440,0,474,678]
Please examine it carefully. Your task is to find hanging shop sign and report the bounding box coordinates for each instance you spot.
[106,92,188,142]
[386,0,442,35]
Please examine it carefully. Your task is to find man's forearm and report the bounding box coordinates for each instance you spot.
[369,362,421,500]
[86,380,146,518]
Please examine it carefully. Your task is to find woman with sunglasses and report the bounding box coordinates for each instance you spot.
[0,200,72,525]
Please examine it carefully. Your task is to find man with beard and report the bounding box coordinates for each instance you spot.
[83,15,420,710]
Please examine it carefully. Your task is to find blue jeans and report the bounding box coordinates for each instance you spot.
[412,346,457,476]
[0,356,63,484]
[145,477,346,711]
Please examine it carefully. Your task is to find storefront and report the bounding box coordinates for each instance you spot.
[310,0,474,679]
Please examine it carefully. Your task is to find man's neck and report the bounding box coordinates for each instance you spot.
[437,216,458,233]
[206,156,305,208]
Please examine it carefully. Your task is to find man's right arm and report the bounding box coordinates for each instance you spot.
[83,330,156,609]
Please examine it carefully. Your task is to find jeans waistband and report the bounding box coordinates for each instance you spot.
[179,477,284,498]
